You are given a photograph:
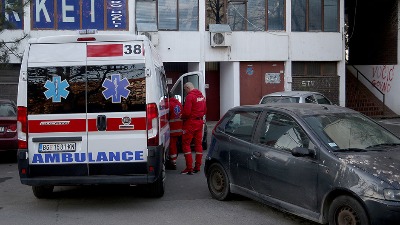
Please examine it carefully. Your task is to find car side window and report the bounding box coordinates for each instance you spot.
[0,103,16,117]
[258,113,310,151]
[225,111,260,142]
[305,95,316,104]
[315,94,331,105]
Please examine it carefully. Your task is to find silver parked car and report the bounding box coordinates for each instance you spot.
[259,91,333,105]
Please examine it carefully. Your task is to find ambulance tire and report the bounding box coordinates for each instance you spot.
[32,185,54,199]
[147,165,165,198]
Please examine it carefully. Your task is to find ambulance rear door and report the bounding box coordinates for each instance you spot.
[27,42,89,177]
[85,42,148,176]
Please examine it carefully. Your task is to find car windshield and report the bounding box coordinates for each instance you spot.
[304,113,400,151]
[0,103,16,117]
[261,96,299,104]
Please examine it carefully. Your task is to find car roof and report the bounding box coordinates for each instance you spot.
[0,99,15,104]
[231,103,357,117]
[262,91,322,98]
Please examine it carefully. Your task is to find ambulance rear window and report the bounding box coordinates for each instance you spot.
[27,64,146,114]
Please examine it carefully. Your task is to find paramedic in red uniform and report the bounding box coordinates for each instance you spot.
[167,92,183,170]
[181,82,206,175]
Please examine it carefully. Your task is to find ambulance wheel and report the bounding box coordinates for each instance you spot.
[32,185,54,199]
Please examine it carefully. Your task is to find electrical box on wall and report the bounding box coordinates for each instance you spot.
[209,24,232,47]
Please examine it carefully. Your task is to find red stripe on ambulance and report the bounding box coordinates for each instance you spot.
[87,117,146,132]
[29,119,86,133]
[29,117,146,133]
[87,44,123,57]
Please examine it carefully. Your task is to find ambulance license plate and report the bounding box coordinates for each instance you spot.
[39,143,76,152]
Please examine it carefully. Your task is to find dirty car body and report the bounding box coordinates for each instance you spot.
[205,103,400,225]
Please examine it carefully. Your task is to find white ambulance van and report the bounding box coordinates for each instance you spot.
[16,30,204,198]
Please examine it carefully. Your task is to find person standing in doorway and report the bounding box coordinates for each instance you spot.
[167,92,183,170]
[181,82,206,175]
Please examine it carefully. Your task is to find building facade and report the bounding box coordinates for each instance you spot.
[346,0,400,115]
[1,0,346,121]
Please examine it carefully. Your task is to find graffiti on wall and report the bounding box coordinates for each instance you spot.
[372,65,395,93]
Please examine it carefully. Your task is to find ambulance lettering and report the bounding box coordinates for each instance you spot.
[32,151,145,164]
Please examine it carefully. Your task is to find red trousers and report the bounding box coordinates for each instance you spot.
[182,120,204,171]
[169,135,179,163]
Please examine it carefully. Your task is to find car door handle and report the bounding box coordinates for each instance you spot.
[97,115,107,131]
[252,151,262,158]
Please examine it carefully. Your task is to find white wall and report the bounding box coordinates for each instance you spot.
[220,62,240,117]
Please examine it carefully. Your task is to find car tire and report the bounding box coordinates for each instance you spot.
[32,185,54,199]
[207,163,231,201]
[328,195,370,225]
[147,164,165,198]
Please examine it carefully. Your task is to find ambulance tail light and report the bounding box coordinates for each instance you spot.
[17,106,28,149]
[147,103,159,146]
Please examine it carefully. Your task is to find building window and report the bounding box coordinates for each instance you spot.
[135,0,199,31]
[206,0,285,31]
[292,0,339,32]
[136,0,157,25]
[292,62,337,76]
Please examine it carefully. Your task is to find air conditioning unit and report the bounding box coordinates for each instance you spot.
[210,32,232,47]
[138,31,159,46]
[209,24,232,47]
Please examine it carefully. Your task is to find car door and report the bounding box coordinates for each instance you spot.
[86,42,148,175]
[249,112,319,211]
[223,111,261,189]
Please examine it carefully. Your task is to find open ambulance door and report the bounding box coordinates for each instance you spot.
[170,71,207,150]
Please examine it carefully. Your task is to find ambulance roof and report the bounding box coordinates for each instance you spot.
[28,33,148,44]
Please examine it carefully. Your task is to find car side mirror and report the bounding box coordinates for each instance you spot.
[292,147,312,157]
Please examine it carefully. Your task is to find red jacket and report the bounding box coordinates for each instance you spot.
[168,97,183,136]
[182,89,206,120]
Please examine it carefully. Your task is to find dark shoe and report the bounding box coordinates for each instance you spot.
[166,161,176,170]
[193,169,200,174]
[181,169,193,175]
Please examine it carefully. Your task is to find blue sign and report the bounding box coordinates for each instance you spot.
[32,0,127,30]
[82,0,105,30]
[1,0,23,29]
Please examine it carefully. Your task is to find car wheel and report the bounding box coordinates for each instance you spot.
[32,185,54,199]
[207,163,231,201]
[147,164,165,198]
[328,196,370,225]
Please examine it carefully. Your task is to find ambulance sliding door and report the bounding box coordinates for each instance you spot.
[85,42,148,175]
[26,43,89,176]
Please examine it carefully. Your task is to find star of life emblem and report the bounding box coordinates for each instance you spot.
[44,76,70,103]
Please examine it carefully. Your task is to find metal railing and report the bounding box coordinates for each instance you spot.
[347,64,385,115]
